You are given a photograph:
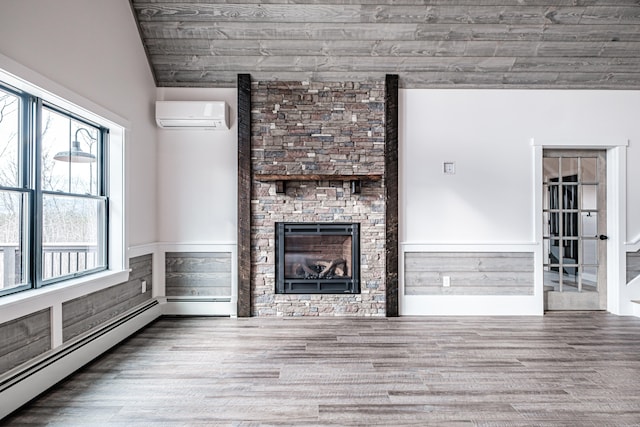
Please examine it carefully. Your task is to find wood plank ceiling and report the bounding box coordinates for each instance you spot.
[130,1,640,88]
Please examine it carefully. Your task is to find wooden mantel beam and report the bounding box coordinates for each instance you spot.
[255,174,382,182]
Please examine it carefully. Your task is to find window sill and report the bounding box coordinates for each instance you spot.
[0,269,130,323]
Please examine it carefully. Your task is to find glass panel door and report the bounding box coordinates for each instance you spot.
[543,150,606,310]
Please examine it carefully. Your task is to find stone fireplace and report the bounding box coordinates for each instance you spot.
[239,76,397,317]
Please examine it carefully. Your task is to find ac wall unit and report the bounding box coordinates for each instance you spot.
[155,101,229,129]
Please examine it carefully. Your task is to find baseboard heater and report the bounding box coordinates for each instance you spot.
[162,296,235,316]
[0,299,160,418]
[166,297,231,303]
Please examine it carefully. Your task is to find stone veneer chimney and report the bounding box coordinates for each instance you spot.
[250,80,386,316]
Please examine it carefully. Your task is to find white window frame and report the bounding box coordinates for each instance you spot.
[0,56,128,332]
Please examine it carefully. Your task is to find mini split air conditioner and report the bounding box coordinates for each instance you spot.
[155,101,229,129]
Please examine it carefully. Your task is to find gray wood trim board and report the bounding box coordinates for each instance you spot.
[0,309,51,376]
[62,255,153,342]
[237,73,252,317]
[384,74,399,317]
[405,252,535,296]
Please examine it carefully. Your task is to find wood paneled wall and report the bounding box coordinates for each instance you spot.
[62,255,153,342]
[405,252,534,295]
[131,1,640,89]
[165,252,232,297]
[628,250,640,284]
[0,309,51,375]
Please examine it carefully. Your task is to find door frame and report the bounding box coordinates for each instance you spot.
[532,139,628,314]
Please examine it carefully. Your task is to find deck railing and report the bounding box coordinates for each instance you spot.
[0,245,18,289]
[0,244,98,289]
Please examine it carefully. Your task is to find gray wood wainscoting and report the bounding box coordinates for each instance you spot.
[165,252,232,297]
[0,309,51,375]
[62,254,153,342]
[0,254,153,377]
[405,252,534,295]
[628,250,640,284]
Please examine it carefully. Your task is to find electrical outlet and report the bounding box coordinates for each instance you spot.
[141,280,147,293]
[442,276,451,287]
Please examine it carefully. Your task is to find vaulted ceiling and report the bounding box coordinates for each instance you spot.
[130,1,640,88]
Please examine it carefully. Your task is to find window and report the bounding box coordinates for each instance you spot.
[0,82,108,296]
[0,86,28,294]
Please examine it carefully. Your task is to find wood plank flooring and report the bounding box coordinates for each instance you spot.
[4,312,640,426]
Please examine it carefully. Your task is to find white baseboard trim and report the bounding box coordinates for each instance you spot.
[0,300,161,420]
[401,295,543,316]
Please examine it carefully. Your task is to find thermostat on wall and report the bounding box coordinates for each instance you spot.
[443,162,456,174]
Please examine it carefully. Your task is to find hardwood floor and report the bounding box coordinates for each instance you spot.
[4,312,640,426]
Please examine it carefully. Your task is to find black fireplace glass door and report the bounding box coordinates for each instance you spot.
[275,223,360,294]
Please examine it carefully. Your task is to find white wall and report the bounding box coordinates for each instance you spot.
[400,89,640,315]
[0,0,158,247]
[400,89,640,244]
[0,2,161,414]
[156,88,238,244]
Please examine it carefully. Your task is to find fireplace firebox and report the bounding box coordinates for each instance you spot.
[275,223,360,294]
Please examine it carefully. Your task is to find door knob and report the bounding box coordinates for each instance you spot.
[598,234,609,240]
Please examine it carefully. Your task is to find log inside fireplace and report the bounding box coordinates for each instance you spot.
[275,223,360,294]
